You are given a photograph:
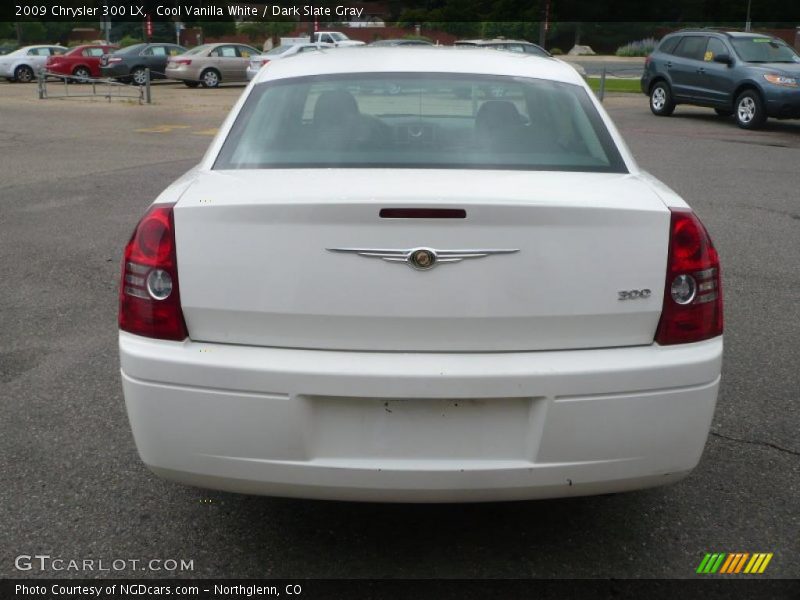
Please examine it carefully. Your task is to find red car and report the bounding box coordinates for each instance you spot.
[46,44,118,80]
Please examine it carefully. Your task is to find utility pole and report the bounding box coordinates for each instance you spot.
[101,1,111,42]
[538,0,551,49]
[745,0,752,31]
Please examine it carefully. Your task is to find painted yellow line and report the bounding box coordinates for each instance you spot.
[135,125,191,133]
[758,553,773,574]
[191,128,219,136]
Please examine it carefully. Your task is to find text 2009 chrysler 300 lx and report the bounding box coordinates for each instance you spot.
[119,48,723,502]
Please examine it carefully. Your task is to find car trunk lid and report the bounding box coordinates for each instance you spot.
[173,169,670,351]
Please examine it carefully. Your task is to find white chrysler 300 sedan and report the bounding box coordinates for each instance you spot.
[119,48,723,502]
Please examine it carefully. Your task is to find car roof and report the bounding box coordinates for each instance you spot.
[725,31,782,38]
[206,42,257,47]
[254,46,580,85]
[457,39,535,45]
[371,39,432,43]
[671,28,783,39]
[69,43,114,50]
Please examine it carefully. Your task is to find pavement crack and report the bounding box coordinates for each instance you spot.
[710,430,800,457]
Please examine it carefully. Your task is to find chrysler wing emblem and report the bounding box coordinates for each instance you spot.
[326,247,519,271]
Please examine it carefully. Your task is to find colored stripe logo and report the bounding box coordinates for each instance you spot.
[697,552,773,574]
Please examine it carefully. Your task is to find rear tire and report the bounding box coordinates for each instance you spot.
[649,81,675,116]
[200,69,220,88]
[130,67,148,86]
[73,66,91,83]
[714,108,733,117]
[14,65,34,83]
[734,90,766,129]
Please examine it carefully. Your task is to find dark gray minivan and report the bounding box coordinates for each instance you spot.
[641,29,800,129]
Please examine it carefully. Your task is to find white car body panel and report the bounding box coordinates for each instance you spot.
[122,48,722,501]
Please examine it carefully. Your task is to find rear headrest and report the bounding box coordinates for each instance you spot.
[475,100,523,134]
[313,90,359,127]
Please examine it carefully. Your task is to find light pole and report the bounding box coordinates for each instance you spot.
[745,0,752,31]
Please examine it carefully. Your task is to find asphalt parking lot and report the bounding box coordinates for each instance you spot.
[1,80,798,580]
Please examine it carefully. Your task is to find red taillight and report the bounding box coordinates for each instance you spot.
[260,58,271,65]
[172,58,192,65]
[644,55,652,67]
[119,203,187,341]
[655,208,723,345]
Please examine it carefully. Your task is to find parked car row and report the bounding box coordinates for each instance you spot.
[2,34,593,88]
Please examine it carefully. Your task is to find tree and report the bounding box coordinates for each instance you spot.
[17,22,46,44]
[194,20,236,38]
[0,21,14,40]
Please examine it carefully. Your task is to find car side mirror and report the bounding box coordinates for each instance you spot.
[713,53,732,65]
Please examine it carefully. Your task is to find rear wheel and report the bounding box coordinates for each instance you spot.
[649,81,675,116]
[14,65,34,83]
[735,90,766,129]
[73,66,91,83]
[200,69,220,88]
[130,67,148,86]
[714,108,733,117]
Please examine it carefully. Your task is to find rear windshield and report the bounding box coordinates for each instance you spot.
[214,73,626,172]
[731,37,799,63]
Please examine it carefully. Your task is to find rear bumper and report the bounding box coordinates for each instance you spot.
[45,63,65,75]
[120,332,722,502]
[164,65,199,82]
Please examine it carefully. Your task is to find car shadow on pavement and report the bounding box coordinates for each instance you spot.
[200,485,676,578]
[668,111,800,135]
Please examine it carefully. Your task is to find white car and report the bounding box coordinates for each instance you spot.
[245,43,323,81]
[311,31,365,47]
[119,48,723,502]
[0,45,68,82]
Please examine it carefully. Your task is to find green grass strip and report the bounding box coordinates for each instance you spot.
[587,77,642,94]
